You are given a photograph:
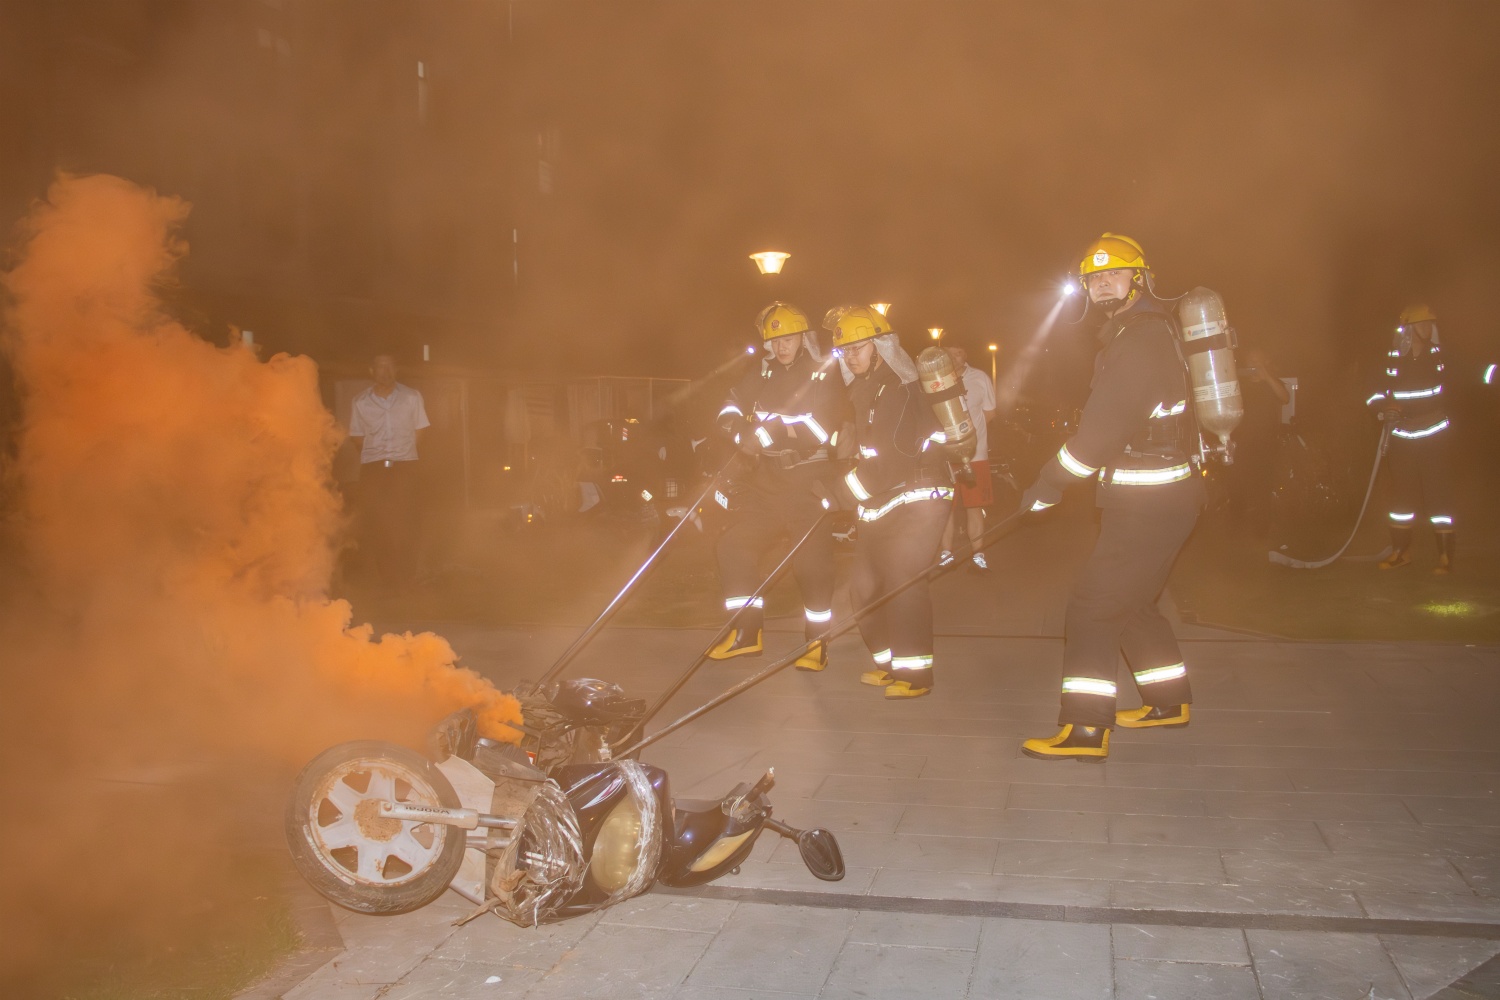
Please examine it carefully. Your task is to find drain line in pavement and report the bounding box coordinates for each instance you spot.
[659,885,1500,940]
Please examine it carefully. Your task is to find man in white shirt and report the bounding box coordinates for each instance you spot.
[940,345,997,571]
[348,353,430,586]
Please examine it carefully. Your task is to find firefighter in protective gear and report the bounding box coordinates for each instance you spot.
[709,302,842,668]
[827,305,955,699]
[1366,305,1457,573]
[1019,234,1202,761]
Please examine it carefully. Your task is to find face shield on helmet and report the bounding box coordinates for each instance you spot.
[1392,305,1439,354]
[823,305,918,385]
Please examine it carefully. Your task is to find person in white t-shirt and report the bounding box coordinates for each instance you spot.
[939,346,997,571]
[348,353,430,585]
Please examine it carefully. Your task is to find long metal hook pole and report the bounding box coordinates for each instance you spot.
[619,510,830,747]
[616,506,1032,758]
[529,454,740,693]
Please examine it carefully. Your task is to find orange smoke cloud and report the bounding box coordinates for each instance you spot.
[1,173,522,759]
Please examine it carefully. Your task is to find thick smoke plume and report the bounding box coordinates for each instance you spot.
[0,174,521,980]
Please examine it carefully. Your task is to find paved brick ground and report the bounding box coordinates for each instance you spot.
[277,510,1500,999]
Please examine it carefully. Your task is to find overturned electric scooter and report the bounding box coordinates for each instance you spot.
[285,461,843,925]
[284,683,844,925]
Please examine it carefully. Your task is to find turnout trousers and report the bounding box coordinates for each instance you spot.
[1385,433,1456,531]
[716,465,834,641]
[849,494,951,690]
[1059,503,1197,728]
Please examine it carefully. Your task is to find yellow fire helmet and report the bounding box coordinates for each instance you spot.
[1398,304,1436,326]
[755,301,811,341]
[1078,232,1150,277]
[823,304,886,349]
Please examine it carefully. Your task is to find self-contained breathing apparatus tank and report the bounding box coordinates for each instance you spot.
[1176,287,1244,461]
[915,346,978,480]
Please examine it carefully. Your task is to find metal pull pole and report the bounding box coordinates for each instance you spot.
[616,506,1032,758]
[528,453,740,693]
[617,510,829,748]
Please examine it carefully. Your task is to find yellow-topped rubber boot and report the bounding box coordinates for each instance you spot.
[884,679,931,699]
[707,628,762,661]
[1021,724,1109,762]
[1115,704,1190,729]
[794,640,828,672]
[860,669,893,687]
[1433,532,1454,576]
[1379,526,1413,570]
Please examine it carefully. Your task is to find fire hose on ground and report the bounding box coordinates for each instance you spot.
[1267,422,1392,570]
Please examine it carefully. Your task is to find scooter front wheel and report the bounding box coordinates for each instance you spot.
[285,740,466,915]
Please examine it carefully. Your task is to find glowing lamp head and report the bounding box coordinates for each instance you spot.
[749,251,790,275]
[870,302,891,317]
[928,327,944,341]
[1062,279,1079,297]
[746,345,757,355]
[987,343,998,352]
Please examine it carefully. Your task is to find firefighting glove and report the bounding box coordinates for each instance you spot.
[1020,479,1062,514]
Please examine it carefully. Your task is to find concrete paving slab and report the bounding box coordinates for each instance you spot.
[516,923,714,999]
[1112,958,1262,1000]
[1201,789,1417,823]
[1007,782,1207,817]
[1246,929,1412,1000]
[1355,891,1500,923]
[896,805,1110,843]
[1318,822,1500,857]
[381,958,542,999]
[1109,881,1366,918]
[818,941,976,1000]
[969,918,1113,1000]
[846,910,983,951]
[1221,848,1473,893]
[684,902,854,995]
[1111,924,1251,964]
[429,910,603,968]
[597,893,739,934]
[1403,796,1500,827]
[1108,814,1328,852]
[870,868,1112,907]
[991,840,1227,885]
[672,987,816,1000]
[1379,935,1500,1000]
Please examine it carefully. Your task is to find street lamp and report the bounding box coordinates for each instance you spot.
[988,343,999,383]
[870,302,891,317]
[749,251,790,275]
[928,327,943,343]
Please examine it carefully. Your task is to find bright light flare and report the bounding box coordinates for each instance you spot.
[749,251,789,275]
[746,345,757,354]
[1062,279,1079,297]
[928,327,943,341]
[870,302,891,316]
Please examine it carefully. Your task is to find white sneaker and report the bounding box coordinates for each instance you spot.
[938,549,955,567]
[971,552,989,571]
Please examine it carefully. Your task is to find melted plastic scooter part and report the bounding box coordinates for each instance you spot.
[616,506,1033,759]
